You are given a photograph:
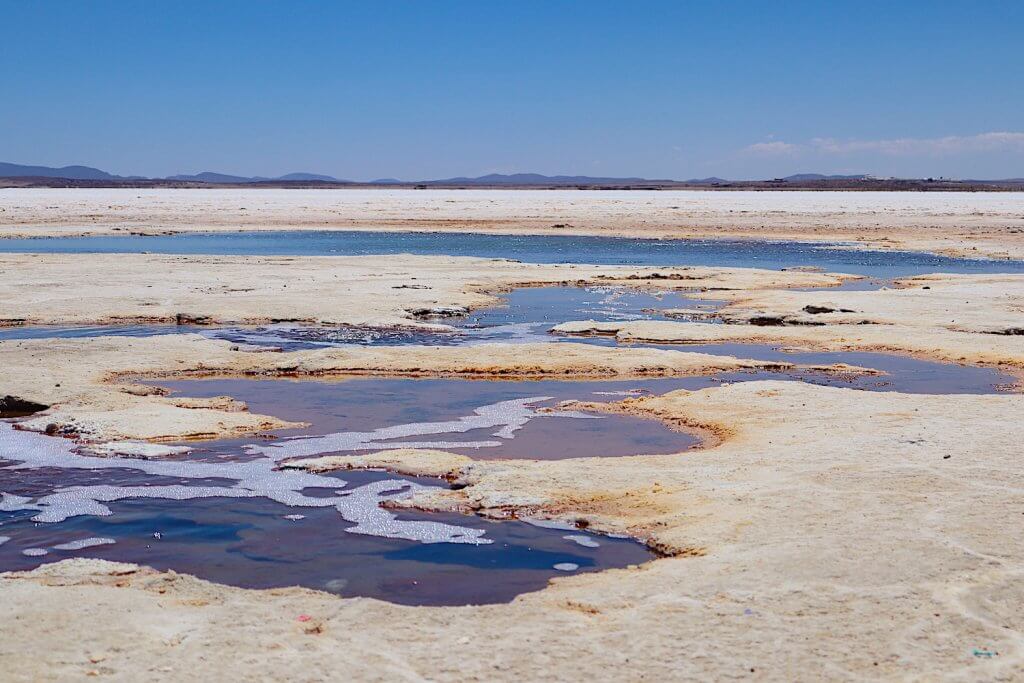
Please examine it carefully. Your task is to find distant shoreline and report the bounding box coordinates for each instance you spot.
[2,187,1022,261]
[2,176,1023,192]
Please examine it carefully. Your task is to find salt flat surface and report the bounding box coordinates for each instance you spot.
[3,188,1024,217]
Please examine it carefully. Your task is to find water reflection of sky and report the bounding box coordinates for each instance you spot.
[3,230,1023,277]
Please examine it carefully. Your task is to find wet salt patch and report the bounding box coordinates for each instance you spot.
[324,578,349,592]
[82,441,192,459]
[0,423,488,545]
[22,548,47,557]
[524,517,578,531]
[553,563,579,572]
[52,537,115,551]
[247,397,601,460]
[344,439,503,451]
[0,536,9,546]
[564,534,601,548]
[203,321,558,350]
[0,492,33,512]
[461,323,554,346]
[584,308,648,321]
[201,324,452,350]
[18,484,256,523]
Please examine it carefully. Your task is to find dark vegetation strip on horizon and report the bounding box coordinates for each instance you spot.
[3,176,1024,191]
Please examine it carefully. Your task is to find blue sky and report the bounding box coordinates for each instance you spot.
[2,1,1022,180]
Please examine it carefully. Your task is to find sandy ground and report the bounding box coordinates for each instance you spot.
[2,188,1024,259]
[4,381,1024,681]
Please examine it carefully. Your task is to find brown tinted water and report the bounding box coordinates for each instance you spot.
[153,377,703,460]
[630,342,1018,394]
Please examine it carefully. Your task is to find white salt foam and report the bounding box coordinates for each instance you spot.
[246,397,600,460]
[0,422,487,545]
[563,534,600,548]
[52,537,116,551]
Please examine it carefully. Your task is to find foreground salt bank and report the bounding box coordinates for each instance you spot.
[2,200,1024,680]
[4,380,1023,680]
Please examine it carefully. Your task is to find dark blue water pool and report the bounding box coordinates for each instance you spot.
[0,425,654,605]
[0,472,652,606]
[3,230,1023,277]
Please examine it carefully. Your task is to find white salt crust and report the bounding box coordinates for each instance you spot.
[52,537,116,551]
[81,441,192,459]
[0,398,605,553]
[0,422,487,545]
[563,534,601,548]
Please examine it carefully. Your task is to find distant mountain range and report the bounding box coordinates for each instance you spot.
[0,163,707,185]
[0,162,1020,187]
[0,162,144,181]
[0,162,345,184]
[164,171,345,183]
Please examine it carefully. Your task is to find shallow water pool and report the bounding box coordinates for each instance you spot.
[153,377,705,459]
[0,422,653,605]
[3,230,1023,277]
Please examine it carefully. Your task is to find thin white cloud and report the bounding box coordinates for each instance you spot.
[743,141,799,155]
[743,132,1024,157]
